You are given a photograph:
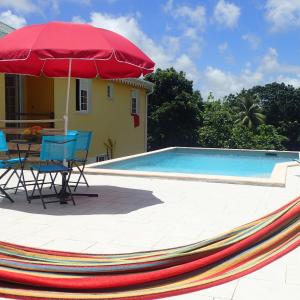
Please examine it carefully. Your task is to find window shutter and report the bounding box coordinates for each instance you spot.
[76,79,80,111]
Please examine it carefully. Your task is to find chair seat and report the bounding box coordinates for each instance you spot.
[0,162,9,168]
[0,157,24,168]
[73,158,85,163]
[7,158,25,164]
[32,164,70,173]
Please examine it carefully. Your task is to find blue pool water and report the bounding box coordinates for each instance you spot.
[95,148,298,178]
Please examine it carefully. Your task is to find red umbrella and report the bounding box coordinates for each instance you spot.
[0,21,155,131]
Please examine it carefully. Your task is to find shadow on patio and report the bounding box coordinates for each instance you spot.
[0,185,163,216]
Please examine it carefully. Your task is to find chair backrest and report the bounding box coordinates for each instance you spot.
[40,135,77,161]
[0,131,8,152]
[68,130,78,136]
[69,131,92,152]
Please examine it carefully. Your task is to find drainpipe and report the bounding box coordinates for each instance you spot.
[145,85,154,152]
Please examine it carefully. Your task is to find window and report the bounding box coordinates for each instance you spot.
[107,83,113,99]
[131,90,139,115]
[76,79,90,112]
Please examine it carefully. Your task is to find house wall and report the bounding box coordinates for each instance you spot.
[0,74,4,120]
[54,78,147,159]
[24,76,54,115]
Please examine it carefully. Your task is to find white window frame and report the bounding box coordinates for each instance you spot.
[131,90,139,115]
[107,83,114,100]
[76,79,91,113]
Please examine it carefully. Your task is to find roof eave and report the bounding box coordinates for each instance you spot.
[112,78,154,93]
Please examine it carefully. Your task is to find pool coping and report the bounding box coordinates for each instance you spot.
[83,147,299,187]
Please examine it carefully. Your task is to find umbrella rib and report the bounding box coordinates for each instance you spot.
[112,49,154,71]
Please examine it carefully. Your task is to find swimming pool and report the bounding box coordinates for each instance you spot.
[85,147,299,186]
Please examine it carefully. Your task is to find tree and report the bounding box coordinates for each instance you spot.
[253,125,287,150]
[228,125,255,149]
[249,82,300,150]
[199,100,286,150]
[233,91,265,130]
[145,68,203,150]
[198,101,234,148]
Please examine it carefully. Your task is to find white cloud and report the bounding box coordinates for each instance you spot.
[242,34,260,50]
[183,27,198,40]
[73,12,199,81]
[188,42,203,56]
[83,12,172,68]
[213,0,241,28]
[258,47,300,74]
[0,10,26,28]
[173,5,206,29]
[202,67,262,98]
[162,35,181,57]
[218,42,235,64]
[164,0,206,30]
[266,0,300,31]
[175,54,199,81]
[0,0,38,14]
[276,75,300,87]
[258,47,279,72]
[163,1,206,57]
[72,15,86,23]
[201,47,300,98]
[50,0,60,15]
[218,42,228,53]
[163,0,173,13]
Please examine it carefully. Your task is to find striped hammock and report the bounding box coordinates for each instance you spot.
[0,196,299,300]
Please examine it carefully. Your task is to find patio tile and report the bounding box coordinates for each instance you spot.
[6,235,55,248]
[81,241,150,254]
[168,294,213,299]
[286,265,300,286]
[193,280,239,299]
[0,223,49,242]
[245,256,287,283]
[40,238,97,252]
[285,246,300,266]
[233,278,300,300]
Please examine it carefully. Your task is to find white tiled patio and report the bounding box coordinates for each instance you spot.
[0,166,299,300]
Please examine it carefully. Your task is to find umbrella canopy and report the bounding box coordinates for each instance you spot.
[0,22,155,78]
[0,21,155,132]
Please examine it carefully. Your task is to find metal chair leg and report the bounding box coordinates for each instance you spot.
[2,169,15,189]
[49,173,58,195]
[73,162,89,191]
[0,168,14,203]
[66,180,76,206]
[49,172,58,190]
[19,169,29,202]
[0,187,14,203]
[30,169,46,209]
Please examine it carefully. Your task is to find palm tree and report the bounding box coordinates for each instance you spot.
[234,92,265,130]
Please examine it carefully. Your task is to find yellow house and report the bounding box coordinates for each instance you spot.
[0,22,154,160]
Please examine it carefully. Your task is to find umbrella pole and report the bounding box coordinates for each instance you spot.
[64,59,72,134]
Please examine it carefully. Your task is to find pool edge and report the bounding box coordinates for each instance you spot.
[82,147,299,187]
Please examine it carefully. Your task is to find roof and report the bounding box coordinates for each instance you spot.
[113,78,154,93]
[0,22,15,38]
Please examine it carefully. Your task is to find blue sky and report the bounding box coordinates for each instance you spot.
[1,0,300,98]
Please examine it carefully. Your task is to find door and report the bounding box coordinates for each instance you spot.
[5,74,22,127]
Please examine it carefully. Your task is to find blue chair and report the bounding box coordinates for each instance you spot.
[30,135,77,209]
[68,131,92,191]
[0,131,27,203]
